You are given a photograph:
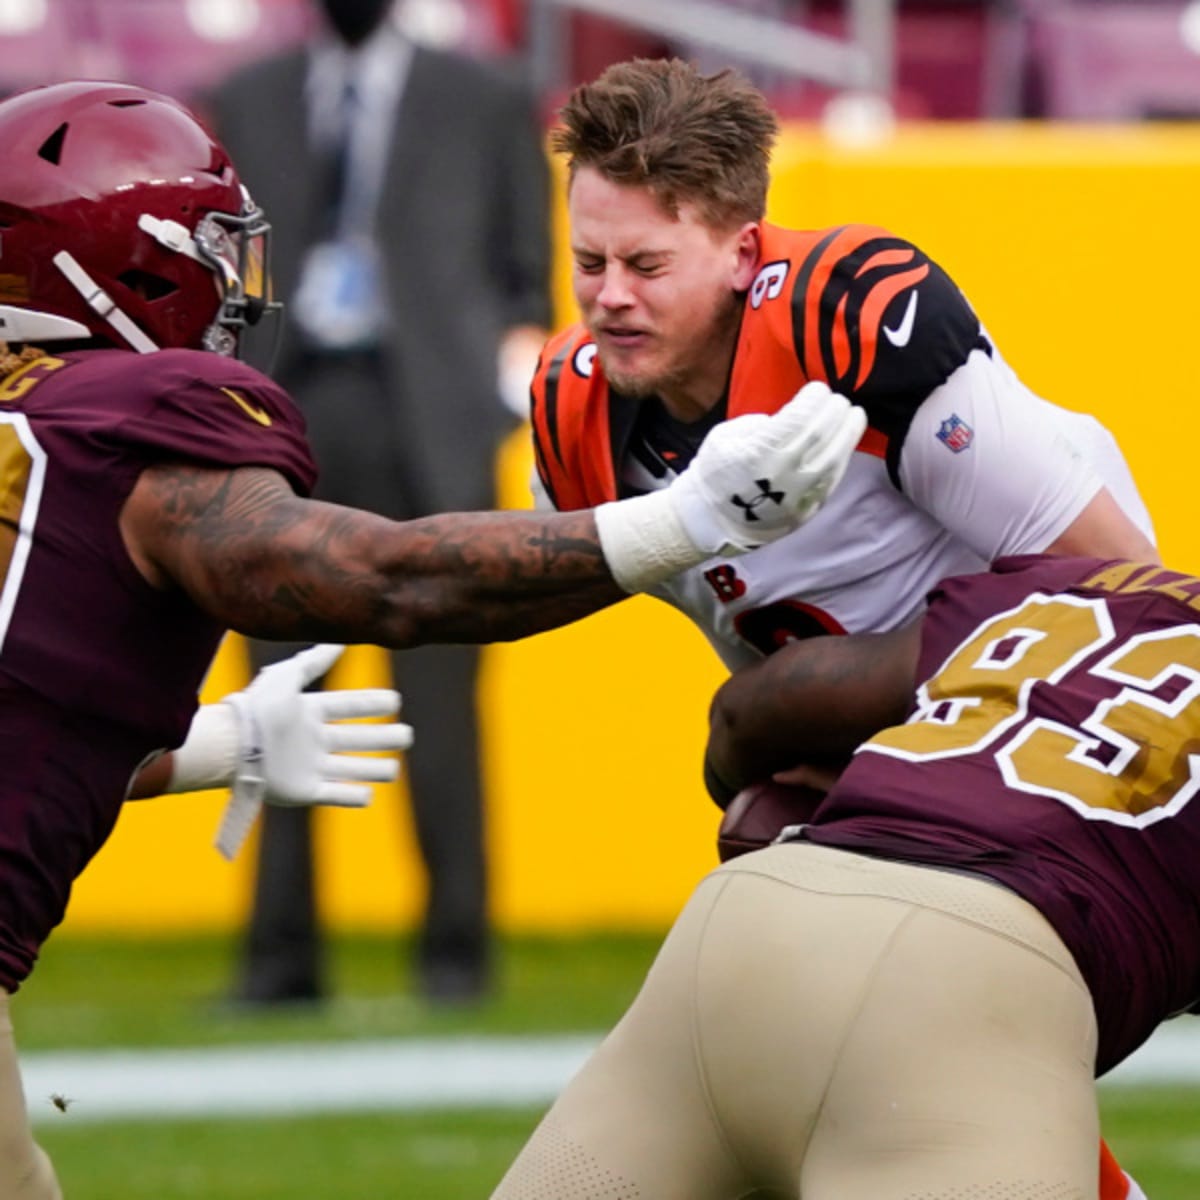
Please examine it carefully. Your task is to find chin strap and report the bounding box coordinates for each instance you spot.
[137,214,209,268]
[52,250,159,354]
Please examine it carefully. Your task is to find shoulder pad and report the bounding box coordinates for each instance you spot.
[788,225,986,418]
[106,349,318,495]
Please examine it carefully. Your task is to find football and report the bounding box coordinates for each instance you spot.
[717,780,827,863]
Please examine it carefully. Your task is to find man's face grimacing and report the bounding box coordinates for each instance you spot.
[567,165,760,420]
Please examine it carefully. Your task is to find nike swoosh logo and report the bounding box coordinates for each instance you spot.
[220,387,273,427]
[882,290,918,348]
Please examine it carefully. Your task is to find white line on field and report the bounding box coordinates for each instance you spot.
[19,1021,1200,1125]
[23,1034,599,1125]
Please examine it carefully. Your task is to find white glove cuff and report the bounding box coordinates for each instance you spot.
[166,703,240,793]
[212,693,267,861]
[594,490,713,593]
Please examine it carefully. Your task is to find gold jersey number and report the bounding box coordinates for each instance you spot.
[0,415,46,655]
[0,359,62,654]
[863,593,1200,827]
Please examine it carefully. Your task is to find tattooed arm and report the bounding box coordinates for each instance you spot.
[704,625,921,800]
[120,385,869,645]
[122,464,625,646]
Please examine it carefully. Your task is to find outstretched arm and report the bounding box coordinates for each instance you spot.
[125,466,629,646]
[705,624,922,804]
[119,383,865,856]
[123,382,867,648]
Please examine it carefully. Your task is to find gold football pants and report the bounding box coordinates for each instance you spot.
[492,842,1099,1200]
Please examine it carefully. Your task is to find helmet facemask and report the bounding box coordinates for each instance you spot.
[136,187,279,358]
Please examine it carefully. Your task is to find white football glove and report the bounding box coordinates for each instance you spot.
[671,381,866,553]
[214,643,413,859]
[168,644,413,860]
[595,382,866,591]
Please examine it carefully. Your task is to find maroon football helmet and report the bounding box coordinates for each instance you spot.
[0,80,277,356]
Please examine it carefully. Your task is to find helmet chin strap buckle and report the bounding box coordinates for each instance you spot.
[52,251,159,354]
[138,214,207,265]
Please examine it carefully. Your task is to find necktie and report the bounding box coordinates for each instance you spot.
[322,78,358,240]
[293,73,386,349]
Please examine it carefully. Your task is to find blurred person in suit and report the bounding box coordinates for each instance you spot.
[209,0,554,1005]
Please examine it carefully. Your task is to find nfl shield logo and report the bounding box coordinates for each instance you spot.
[937,414,974,453]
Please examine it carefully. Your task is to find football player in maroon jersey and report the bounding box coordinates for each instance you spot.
[495,554,1197,1199]
[0,80,865,1198]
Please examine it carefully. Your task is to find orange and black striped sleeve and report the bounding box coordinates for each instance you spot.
[787,224,989,484]
[529,328,591,512]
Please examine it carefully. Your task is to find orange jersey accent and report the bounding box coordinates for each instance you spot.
[529,331,613,512]
[1099,1140,1133,1200]
[530,223,984,510]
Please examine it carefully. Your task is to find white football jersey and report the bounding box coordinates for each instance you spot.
[528,222,1154,672]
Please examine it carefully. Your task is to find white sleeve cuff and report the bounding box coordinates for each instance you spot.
[594,491,710,593]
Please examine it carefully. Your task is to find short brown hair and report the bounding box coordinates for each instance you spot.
[552,58,779,229]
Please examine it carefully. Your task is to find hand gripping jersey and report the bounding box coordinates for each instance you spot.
[0,348,316,990]
[806,555,1200,1076]
[531,224,1154,668]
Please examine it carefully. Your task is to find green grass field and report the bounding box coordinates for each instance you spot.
[17,932,1200,1198]
[15,931,662,1050]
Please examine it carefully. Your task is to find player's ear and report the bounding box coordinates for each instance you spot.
[730,222,761,291]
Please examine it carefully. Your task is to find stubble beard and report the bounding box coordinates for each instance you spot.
[601,363,657,398]
[595,292,744,403]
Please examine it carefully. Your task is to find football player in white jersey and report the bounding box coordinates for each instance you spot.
[531,60,1155,675]
[526,57,1153,1200]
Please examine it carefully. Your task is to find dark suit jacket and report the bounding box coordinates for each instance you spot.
[209,42,552,514]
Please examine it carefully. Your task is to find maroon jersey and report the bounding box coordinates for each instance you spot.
[804,554,1200,1075]
[0,348,316,989]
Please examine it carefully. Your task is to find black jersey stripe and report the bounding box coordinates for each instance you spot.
[819,235,915,391]
[788,225,847,381]
[540,341,572,469]
[531,430,558,507]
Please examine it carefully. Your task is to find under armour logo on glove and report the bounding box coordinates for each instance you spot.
[659,381,866,557]
[730,479,785,522]
[593,382,866,591]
